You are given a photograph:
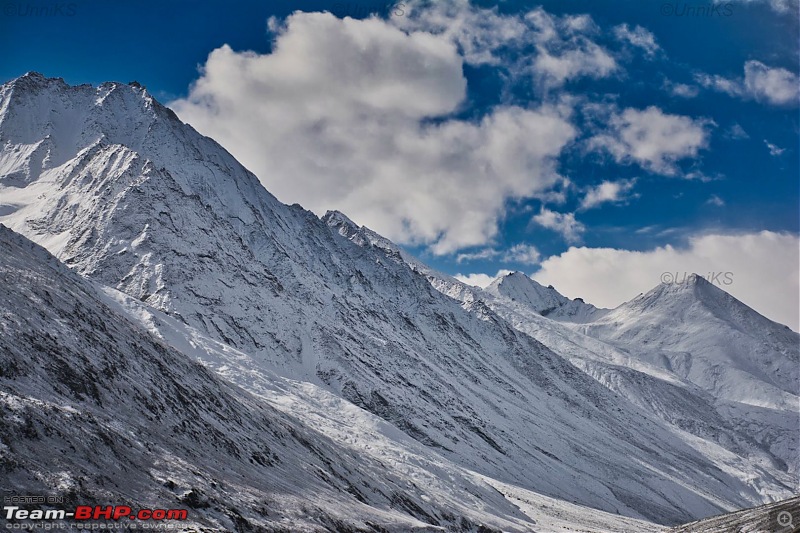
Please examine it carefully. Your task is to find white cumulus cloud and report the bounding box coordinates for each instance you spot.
[505,243,543,264]
[532,208,585,243]
[588,106,712,175]
[455,269,513,288]
[533,231,800,330]
[743,61,799,105]
[171,11,576,255]
[395,2,618,88]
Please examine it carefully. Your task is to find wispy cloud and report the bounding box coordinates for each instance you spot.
[454,269,513,288]
[395,2,618,89]
[715,0,799,13]
[725,124,749,140]
[764,140,785,156]
[663,80,699,98]
[457,243,541,265]
[532,208,585,242]
[696,60,799,106]
[580,179,637,210]
[613,24,660,57]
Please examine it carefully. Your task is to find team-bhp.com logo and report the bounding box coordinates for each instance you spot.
[4,505,188,523]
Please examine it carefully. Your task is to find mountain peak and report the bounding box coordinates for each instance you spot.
[669,272,710,287]
[2,73,160,120]
[19,71,46,81]
[8,72,145,91]
[487,272,566,308]
[323,209,360,235]
[485,271,602,322]
[619,270,794,333]
[645,272,729,302]
[6,71,64,91]
[583,272,799,409]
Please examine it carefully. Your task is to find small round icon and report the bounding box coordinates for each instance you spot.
[777,510,794,529]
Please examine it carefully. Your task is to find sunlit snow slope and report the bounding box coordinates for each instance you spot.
[0,73,796,527]
[380,244,799,511]
[1,225,539,532]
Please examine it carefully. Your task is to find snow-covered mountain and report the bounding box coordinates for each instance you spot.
[391,262,799,511]
[1,73,797,528]
[577,274,798,410]
[0,225,524,531]
[93,236,665,533]
[572,275,800,476]
[5,221,680,532]
[485,272,605,322]
[318,209,798,515]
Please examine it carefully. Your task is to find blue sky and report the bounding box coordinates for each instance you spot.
[1,0,798,326]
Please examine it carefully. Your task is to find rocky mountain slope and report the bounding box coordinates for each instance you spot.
[392,266,799,508]
[2,224,541,532]
[668,495,800,533]
[576,274,799,411]
[94,239,663,533]
[0,73,796,527]
[485,272,605,322]
[573,275,800,475]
